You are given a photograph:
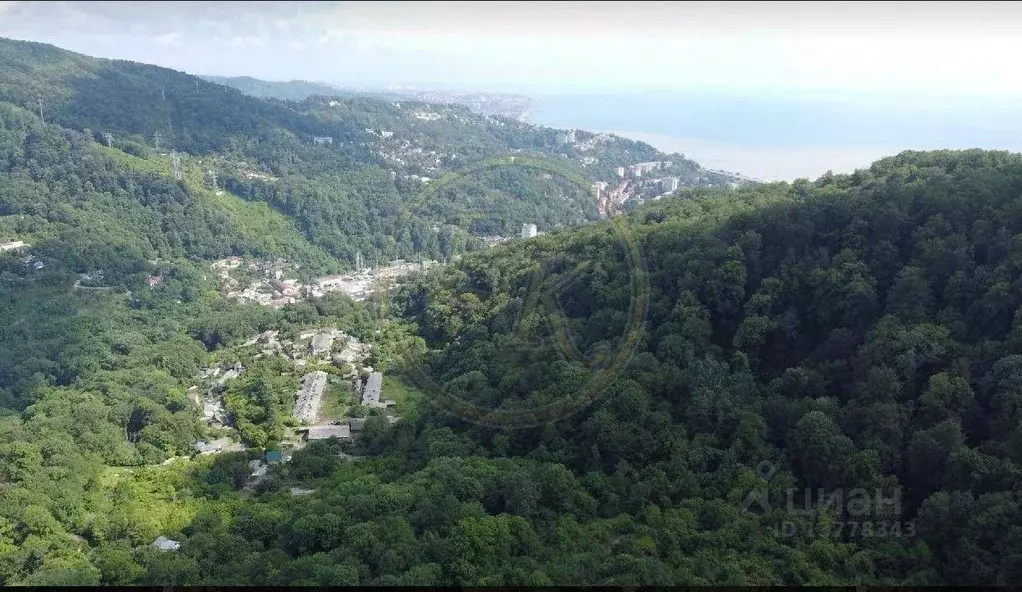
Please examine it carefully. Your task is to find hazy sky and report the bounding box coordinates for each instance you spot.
[2,1,1022,99]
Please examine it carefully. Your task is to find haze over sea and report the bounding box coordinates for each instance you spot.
[526,91,1022,182]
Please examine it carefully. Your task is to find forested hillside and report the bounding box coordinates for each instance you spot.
[5,144,1022,584]
[0,37,732,268]
[380,149,1022,585]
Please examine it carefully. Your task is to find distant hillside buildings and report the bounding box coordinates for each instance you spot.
[622,161,668,179]
[521,223,538,239]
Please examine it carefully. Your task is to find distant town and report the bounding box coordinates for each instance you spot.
[355,86,532,121]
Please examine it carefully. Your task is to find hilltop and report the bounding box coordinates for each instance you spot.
[202,75,532,122]
[199,75,346,102]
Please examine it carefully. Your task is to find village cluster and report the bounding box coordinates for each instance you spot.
[210,256,437,308]
[189,323,397,445]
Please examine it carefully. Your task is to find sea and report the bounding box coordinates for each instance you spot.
[524,91,1022,182]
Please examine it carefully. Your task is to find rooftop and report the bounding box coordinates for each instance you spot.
[362,372,383,406]
[249,460,268,478]
[306,425,351,440]
[152,536,180,551]
[293,371,328,423]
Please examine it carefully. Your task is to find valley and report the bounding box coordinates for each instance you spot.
[0,33,1019,588]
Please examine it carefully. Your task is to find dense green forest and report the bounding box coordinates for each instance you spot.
[2,36,1022,586]
[7,146,1022,585]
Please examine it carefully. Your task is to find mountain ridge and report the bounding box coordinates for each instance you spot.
[0,36,748,270]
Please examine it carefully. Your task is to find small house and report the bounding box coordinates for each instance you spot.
[249,460,267,478]
[152,536,180,552]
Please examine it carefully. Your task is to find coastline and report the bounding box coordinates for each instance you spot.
[600,130,906,183]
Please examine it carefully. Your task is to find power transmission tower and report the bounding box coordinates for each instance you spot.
[37,98,43,124]
[153,131,161,150]
[356,251,363,270]
[172,152,182,181]
[207,169,217,190]
[161,87,166,101]
[103,133,113,146]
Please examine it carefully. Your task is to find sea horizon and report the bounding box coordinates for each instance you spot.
[525,91,1022,182]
